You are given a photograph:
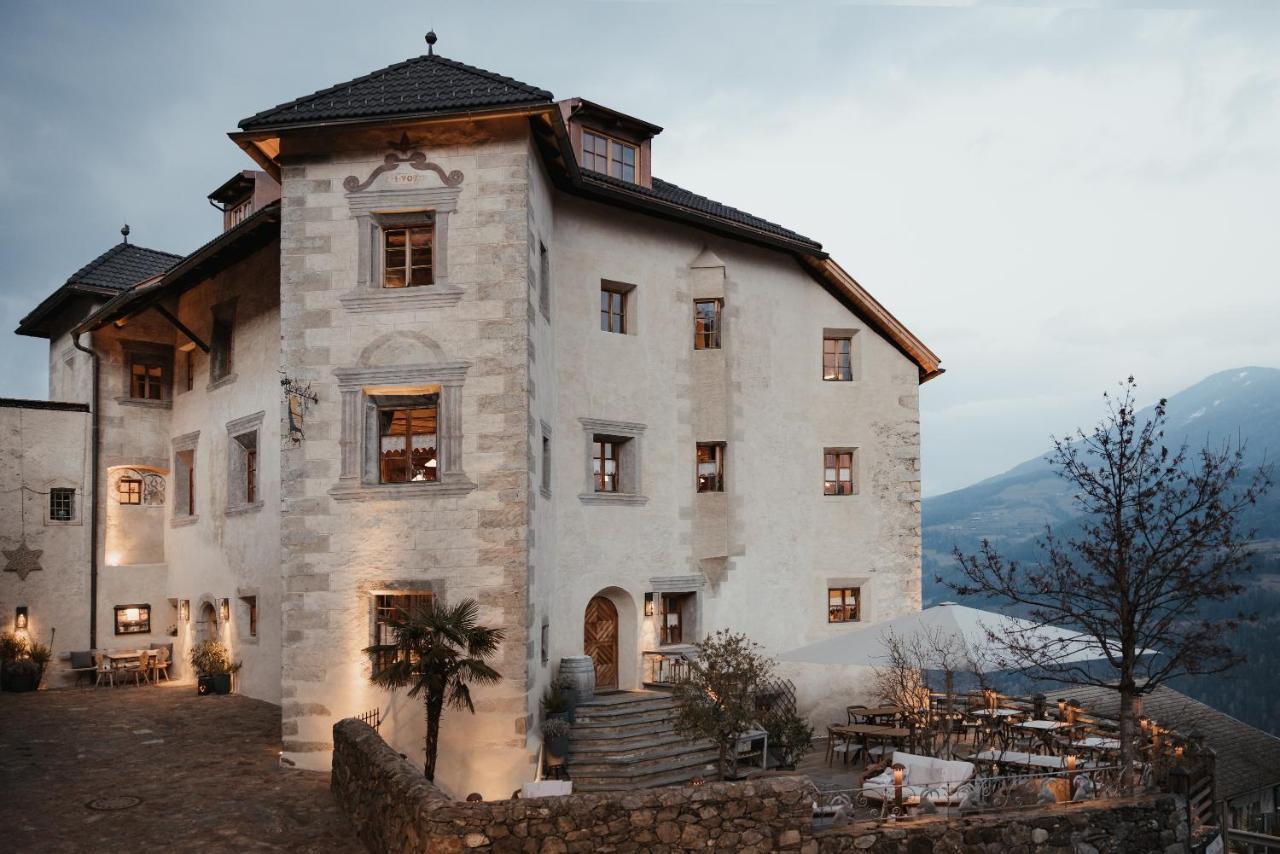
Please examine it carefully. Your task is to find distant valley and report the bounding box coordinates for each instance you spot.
[922,367,1280,734]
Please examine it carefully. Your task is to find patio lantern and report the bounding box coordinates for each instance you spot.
[14,606,28,631]
[1057,698,1067,719]
[891,762,906,812]
[1065,753,1078,785]
[219,598,230,622]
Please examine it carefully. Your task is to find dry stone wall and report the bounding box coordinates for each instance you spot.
[332,719,1187,854]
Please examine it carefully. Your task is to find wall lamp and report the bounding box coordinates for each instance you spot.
[15,606,28,631]
[219,599,230,622]
[643,593,655,617]
[180,600,190,622]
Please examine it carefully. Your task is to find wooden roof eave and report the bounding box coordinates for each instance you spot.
[799,255,943,385]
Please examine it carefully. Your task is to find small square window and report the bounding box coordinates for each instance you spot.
[824,449,857,496]
[377,397,438,484]
[114,604,151,635]
[593,438,621,493]
[823,336,853,381]
[118,478,143,505]
[828,588,860,623]
[600,285,628,334]
[383,221,434,288]
[694,300,722,350]
[49,487,75,521]
[130,357,166,400]
[372,593,433,674]
[696,443,725,493]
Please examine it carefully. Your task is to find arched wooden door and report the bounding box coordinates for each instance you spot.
[584,596,619,690]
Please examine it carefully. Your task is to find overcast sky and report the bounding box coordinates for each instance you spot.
[2,0,1277,495]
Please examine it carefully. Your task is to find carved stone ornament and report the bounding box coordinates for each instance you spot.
[2,541,43,581]
[343,140,465,193]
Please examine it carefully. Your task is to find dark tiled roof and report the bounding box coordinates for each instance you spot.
[239,54,553,131]
[581,171,821,250]
[1066,684,1280,803]
[63,242,182,292]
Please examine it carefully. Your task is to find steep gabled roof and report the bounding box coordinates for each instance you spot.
[239,54,554,131]
[16,242,182,338]
[1067,683,1280,803]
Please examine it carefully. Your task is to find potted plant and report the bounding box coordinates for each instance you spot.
[0,632,40,692]
[763,708,815,770]
[189,640,240,695]
[542,717,571,770]
[541,685,571,722]
[551,672,578,722]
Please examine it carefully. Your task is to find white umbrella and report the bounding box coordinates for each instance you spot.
[778,602,1145,673]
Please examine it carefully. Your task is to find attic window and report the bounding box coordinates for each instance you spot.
[582,130,637,183]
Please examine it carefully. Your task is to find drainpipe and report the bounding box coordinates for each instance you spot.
[72,331,100,649]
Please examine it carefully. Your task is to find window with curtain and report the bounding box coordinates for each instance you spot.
[378,397,439,484]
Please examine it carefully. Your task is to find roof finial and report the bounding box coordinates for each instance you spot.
[425,30,437,56]
[121,224,130,245]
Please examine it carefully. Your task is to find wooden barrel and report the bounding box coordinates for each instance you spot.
[558,655,596,704]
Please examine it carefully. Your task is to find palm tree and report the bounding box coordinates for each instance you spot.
[364,598,505,781]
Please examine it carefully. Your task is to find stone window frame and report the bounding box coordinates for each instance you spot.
[208,299,237,391]
[116,339,174,409]
[600,280,636,335]
[578,417,647,506]
[237,586,260,644]
[823,446,860,496]
[171,431,200,527]
[364,581,439,675]
[45,485,81,526]
[340,186,462,314]
[330,363,476,502]
[826,576,869,625]
[822,327,861,383]
[226,411,265,516]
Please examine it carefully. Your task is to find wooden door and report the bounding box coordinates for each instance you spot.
[584,596,619,690]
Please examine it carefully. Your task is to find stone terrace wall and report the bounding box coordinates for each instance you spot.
[815,796,1184,854]
[333,718,1185,854]
[331,719,812,853]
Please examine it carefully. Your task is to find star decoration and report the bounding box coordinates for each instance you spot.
[2,541,43,581]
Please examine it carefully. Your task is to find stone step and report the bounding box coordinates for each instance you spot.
[574,698,676,720]
[570,761,721,792]
[572,708,678,731]
[568,745,720,778]
[569,728,684,752]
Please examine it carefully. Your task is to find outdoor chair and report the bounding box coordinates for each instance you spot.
[152,647,171,682]
[69,650,96,688]
[846,704,869,725]
[118,652,144,687]
[93,653,114,688]
[826,726,860,766]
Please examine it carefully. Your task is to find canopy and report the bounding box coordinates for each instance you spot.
[778,602,1148,673]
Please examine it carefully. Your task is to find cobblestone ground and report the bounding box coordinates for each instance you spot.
[0,682,363,853]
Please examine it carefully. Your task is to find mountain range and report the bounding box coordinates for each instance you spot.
[922,367,1280,734]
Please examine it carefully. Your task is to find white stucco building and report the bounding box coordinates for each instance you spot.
[2,41,941,798]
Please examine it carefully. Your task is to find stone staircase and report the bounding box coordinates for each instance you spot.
[566,690,720,792]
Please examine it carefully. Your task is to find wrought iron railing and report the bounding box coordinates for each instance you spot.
[357,707,381,730]
[811,764,1127,826]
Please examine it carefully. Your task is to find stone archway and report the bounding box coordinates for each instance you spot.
[197,601,218,642]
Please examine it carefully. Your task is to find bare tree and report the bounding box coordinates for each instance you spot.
[948,377,1270,781]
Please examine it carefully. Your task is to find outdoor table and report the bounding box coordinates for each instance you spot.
[972,749,1093,771]
[970,708,1022,718]
[105,650,149,684]
[1016,720,1070,731]
[833,724,912,765]
[846,705,903,725]
[1072,736,1120,752]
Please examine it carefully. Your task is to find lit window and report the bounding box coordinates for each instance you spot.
[378,398,438,484]
[601,285,627,334]
[114,604,151,635]
[823,336,852,381]
[593,439,620,493]
[130,357,165,400]
[824,450,856,496]
[49,487,75,521]
[694,300,721,350]
[383,222,434,288]
[372,593,433,673]
[582,130,637,183]
[696,443,725,493]
[118,478,142,505]
[828,588,860,623]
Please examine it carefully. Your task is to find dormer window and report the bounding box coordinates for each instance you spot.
[582,130,637,183]
[228,199,254,226]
